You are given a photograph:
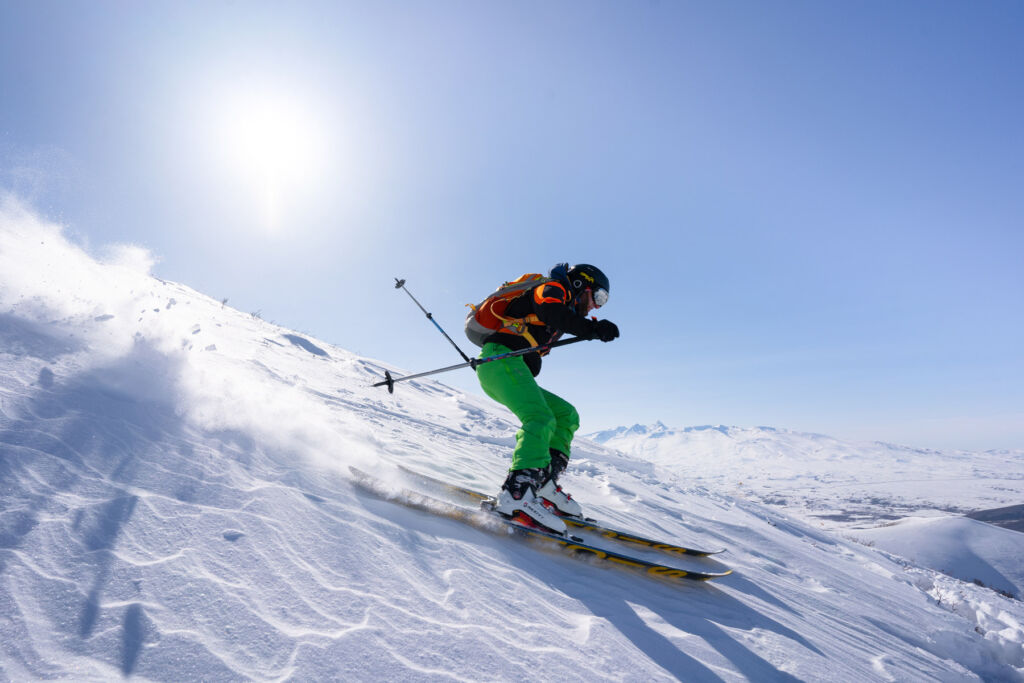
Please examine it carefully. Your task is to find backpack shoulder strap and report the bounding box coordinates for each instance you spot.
[464,273,555,347]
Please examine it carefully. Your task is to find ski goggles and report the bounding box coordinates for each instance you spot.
[592,287,609,308]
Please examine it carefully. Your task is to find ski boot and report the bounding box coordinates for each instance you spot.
[536,449,583,518]
[494,467,567,535]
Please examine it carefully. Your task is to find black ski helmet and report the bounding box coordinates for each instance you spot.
[567,264,610,305]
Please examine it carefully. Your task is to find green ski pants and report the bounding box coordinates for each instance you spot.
[476,342,580,471]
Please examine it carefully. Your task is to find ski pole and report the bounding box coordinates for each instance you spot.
[394,278,473,364]
[373,336,588,393]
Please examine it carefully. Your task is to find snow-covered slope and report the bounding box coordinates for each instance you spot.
[2,199,1023,681]
[589,422,1024,609]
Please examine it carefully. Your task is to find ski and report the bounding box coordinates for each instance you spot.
[394,464,726,558]
[350,467,732,583]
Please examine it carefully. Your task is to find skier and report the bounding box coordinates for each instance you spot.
[471,263,619,534]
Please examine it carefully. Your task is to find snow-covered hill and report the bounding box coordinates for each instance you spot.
[849,516,1023,600]
[589,422,1024,530]
[2,200,1023,681]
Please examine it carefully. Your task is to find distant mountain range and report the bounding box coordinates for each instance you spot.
[584,421,1021,530]
[588,421,789,443]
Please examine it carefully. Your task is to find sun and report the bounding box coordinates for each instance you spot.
[209,86,330,232]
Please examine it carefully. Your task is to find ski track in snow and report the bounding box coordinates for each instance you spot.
[1,201,1023,681]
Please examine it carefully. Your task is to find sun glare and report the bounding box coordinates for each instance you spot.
[210,87,329,232]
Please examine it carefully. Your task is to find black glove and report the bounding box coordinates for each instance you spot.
[593,319,619,342]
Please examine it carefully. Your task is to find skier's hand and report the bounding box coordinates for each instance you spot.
[593,320,619,342]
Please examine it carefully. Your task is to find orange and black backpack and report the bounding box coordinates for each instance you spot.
[464,273,562,348]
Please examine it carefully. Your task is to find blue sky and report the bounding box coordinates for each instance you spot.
[2,1,1022,450]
